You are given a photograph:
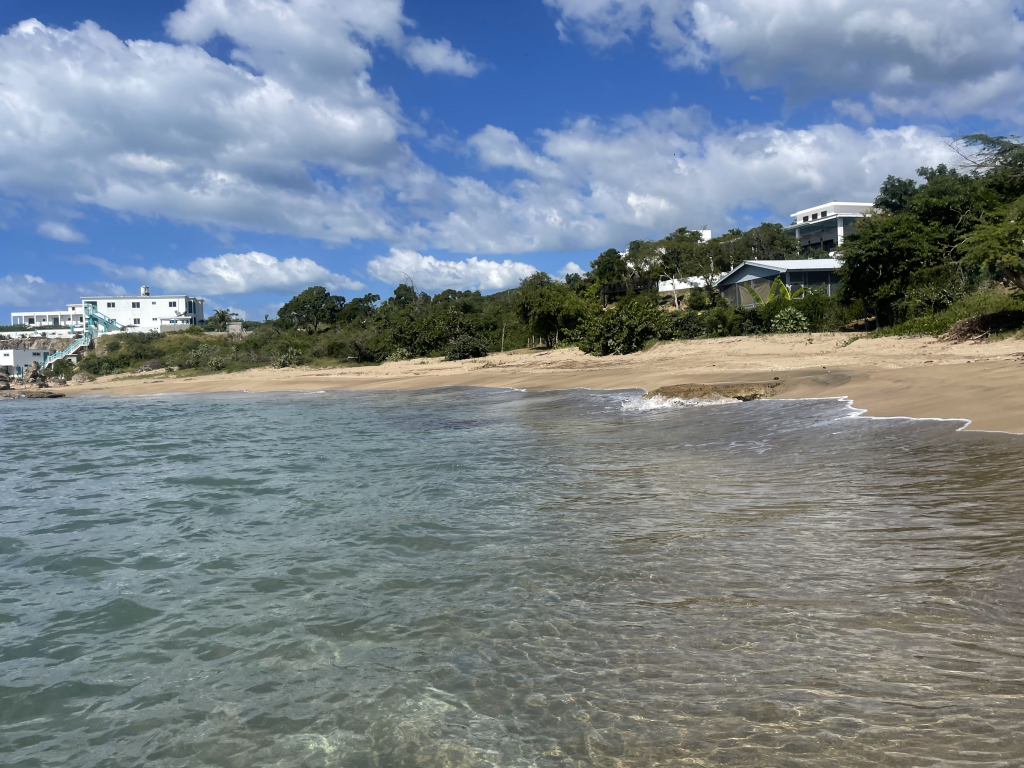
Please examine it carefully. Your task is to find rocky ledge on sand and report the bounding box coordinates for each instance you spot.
[647,382,780,402]
[0,390,66,399]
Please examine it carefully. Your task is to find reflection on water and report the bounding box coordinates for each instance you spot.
[1,389,1022,767]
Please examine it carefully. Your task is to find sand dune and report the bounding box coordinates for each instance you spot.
[64,333,1024,433]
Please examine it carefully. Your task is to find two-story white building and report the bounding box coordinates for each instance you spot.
[81,287,204,332]
[10,287,205,332]
[785,202,872,254]
[10,303,85,328]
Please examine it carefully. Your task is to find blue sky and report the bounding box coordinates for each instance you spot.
[1,0,1021,320]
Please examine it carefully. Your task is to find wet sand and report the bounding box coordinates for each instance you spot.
[63,333,1024,433]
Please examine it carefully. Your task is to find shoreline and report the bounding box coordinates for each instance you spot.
[54,333,1024,433]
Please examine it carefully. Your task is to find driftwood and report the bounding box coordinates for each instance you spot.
[940,310,1024,342]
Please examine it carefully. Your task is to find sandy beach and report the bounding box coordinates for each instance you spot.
[55,333,1024,433]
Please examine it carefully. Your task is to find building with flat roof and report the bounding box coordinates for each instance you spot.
[716,259,842,308]
[11,287,205,332]
[0,348,51,375]
[10,303,84,327]
[80,287,204,332]
[785,202,872,254]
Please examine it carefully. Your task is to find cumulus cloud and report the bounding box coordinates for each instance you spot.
[366,249,537,291]
[403,37,482,76]
[0,1,481,246]
[545,0,1024,118]
[37,221,88,243]
[559,261,585,276]
[82,252,363,296]
[426,109,957,253]
[0,273,126,309]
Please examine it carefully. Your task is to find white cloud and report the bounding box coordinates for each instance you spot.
[545,0,1024,118]
[366,249,537,291]
[559,261,585,276]
[82,252,363,296]
[0,2,480,245]
[37,221,88,243]
[165,0,480,79]
[403,37,482,76]
[832,99,874,126]
[0,273,126,309]
[426,109,958,253]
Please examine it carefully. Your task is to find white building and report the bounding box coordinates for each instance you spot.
[785,202,872,254]
[11,287,204,332]
[10,303,84,328]
[0,348,51,375]
[81,287,204,332]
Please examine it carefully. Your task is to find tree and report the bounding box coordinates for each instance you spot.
[590,248,628,285]
[658,227,705,308]
[337,293,380,325]
[875,175,918,214]
[965,195,1024,292]
[838,212,938,324]
[515,272,590,348]
[625,239,661,287]
[278,286,345,334]
[741,223,799,260]
[204,308,238,331]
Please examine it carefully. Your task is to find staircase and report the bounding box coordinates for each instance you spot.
[43,305,124,369]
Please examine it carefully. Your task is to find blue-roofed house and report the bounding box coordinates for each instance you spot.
[716,259,842,308]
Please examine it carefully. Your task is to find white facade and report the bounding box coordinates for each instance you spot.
[81,287,204,332]
[10,303,84,327]
[785,202,872,254]
[0,348,51,375]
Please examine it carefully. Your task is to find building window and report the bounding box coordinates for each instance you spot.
[803,216,809,222]
[821,210,827,217]
[106,302,116,308]
[132,301,141,308]
[168,301,177,308]
[811,213,818,220]
[134,318,141,325]
[152,301,156,305]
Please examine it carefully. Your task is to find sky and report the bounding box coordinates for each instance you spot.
[1,0,1022,321]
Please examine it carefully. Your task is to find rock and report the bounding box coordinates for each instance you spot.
[647,382,780,402]
[0,390,65,399]
[50,377,67,387]
[137,360,166,373]
[72,372,96,383]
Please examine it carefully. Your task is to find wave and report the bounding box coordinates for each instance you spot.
[620,394,740,412]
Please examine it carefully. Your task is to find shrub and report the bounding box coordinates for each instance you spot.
[272,347,303,368]
[701,305,745,338]
[445,335,488,361]
[385,347,414,362]
[577,298,666,356]
[877,288,1023,337]
[771,306,810,333]
[667,310,706,340]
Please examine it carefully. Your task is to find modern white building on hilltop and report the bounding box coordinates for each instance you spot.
[785,202,872,254]
[11,287,204,332]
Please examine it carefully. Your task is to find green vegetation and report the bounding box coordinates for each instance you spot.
[840,134,1024,328]
[66,134,1023,377]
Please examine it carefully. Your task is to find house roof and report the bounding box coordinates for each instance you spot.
[716,259,841,287]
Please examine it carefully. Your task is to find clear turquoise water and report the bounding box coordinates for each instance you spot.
[1,389,1022,767]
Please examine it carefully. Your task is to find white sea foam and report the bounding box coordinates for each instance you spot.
[620,394,740,411]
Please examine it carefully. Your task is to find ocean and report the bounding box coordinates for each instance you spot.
[1,388,1022,767]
